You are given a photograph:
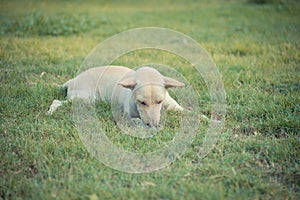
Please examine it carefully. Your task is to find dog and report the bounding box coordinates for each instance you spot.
[48,66,185,127]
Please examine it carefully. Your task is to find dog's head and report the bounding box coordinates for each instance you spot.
[118,67,184,128]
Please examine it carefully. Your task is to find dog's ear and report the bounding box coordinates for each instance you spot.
[163,77,185,89]
[118,77,136,90]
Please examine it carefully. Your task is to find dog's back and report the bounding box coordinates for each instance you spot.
[64,66,133,102]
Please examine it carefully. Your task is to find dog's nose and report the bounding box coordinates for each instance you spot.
[146,122,157,128]
[145,122,159,128]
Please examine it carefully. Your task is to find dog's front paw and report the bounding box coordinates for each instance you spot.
[176,105,184,111]
[166,104,184,112]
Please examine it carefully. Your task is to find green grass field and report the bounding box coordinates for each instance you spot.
[1,0,299,199]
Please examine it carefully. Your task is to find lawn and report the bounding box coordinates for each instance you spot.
[0,0,299,199]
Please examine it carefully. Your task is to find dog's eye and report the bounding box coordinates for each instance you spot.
[138,100,147,106]
[156,100,162,104]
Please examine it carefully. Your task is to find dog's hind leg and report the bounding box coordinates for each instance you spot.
[47,99,69,114]
[47,80,71,114]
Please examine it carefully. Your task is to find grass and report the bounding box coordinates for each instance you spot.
[0,0,299,199]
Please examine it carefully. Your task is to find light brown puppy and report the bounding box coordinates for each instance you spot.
[48,66,184,127]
